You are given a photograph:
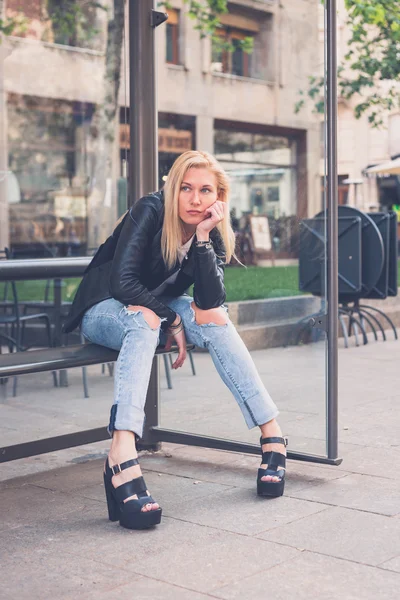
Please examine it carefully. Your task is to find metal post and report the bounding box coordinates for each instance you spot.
[54,278,68,387]
[128,0,167,447]
[326,0,339,460]
[128,0,167,205]
[139,356,160,450]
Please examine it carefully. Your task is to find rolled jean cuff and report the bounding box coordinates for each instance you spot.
[240,392,280,429]
[108,403,145,438]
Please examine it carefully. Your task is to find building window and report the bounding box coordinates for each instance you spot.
[7,93,94,256]
[6,0,103,51]
[166,8,180,65]
[212,28,253,78]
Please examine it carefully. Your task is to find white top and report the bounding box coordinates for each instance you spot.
[177,235,195,263]
[151,235,195,297]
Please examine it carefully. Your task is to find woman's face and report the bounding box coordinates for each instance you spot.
[178,167,219,229]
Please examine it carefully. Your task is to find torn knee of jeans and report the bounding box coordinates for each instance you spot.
[190,302,229,327]
[124,305,164,330]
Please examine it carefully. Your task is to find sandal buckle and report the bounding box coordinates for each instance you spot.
[111,464,122,475]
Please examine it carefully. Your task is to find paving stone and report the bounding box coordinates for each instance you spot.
[293,473,400,516]
[162,486,329,535]
[276,435,362,457]
[282,460,350,491]
[0,504,108,557]
[139,448,352,495]
[379,555,400,573]
[139,451,257,489]
[282,413,327,439]
[126,518,300,593]
[341,421,400,449]
[259,506,400,566]
[0,543,133,600]
[4,459,105,494]
[0,483,101,530]
[81,576,213,600]
[335,446,400,479]
[0,442,111,484]
[77,470,231,509]
[2,511,300,594]
[213,551,400,600]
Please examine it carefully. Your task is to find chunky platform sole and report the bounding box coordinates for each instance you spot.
[120,507,162,530]
[257,478,285,498]
[103,458,162,530]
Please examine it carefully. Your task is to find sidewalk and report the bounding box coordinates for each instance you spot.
[0,338,399,599]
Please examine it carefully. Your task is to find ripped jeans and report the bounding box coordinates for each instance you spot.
[80,295,279,438]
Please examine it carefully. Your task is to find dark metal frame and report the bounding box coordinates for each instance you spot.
[0,0,340,466]
[326,0,339,461]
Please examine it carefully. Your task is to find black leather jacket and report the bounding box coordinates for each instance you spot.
[63,191,227,333]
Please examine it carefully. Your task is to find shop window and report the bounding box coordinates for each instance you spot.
[214,126,301,258]
[212,28,253,78]
[7,94,94,257]
[166,8,180,65]
[119,111,196,189]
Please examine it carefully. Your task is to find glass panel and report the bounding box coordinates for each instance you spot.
[0,1,331,459]
[0,1,127,445]
[1,0,121,257]
[158,1,329,457]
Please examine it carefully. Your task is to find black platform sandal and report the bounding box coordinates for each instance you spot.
[103,458,162,530]
[257,436,288,498]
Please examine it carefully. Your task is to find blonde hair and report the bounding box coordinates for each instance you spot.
[161,151,236,268]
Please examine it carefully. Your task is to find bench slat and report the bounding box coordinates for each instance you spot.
[0,343,191,378]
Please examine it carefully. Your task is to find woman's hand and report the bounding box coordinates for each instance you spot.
[196,200,228,238]
[164,316,187,369]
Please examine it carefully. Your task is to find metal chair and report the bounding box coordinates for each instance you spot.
[0,248,56,396]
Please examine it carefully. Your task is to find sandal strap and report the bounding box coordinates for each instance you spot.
[261,450,286,469]
[114,475,148,503]
[123,495,156,514]
[110,458,139,476]
[269,451,286,469]
[260,436,288,447]
[258,466,285,479]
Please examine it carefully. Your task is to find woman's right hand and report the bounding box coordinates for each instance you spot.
[164,316,187,369]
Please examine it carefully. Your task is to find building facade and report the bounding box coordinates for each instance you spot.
[1,0,322,259]
[325,0,400,216]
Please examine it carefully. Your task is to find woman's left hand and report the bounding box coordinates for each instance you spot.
[196,201,228,236]
[164,326,187,369]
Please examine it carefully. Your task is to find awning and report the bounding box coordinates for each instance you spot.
[365,157,400,175]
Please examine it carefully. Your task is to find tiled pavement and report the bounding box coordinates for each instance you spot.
[0,337,399,599]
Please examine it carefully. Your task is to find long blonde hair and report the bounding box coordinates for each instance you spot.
[161,151,236,268]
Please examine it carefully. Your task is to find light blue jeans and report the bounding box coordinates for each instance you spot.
[80,295,279,437]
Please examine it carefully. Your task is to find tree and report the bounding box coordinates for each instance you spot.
[295,0,400,128]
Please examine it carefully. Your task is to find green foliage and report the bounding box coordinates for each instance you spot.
[0,14,28,39]
[160,0,253,54]
[297,1,400,127]
[0,267,304,304]
[223,266,304,302]
[46,0,107,46]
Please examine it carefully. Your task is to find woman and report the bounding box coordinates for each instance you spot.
[64,151,287,531]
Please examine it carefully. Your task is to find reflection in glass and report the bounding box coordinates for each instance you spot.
[215,129,299,260]
[8,94,93,257]
[0,1,331,460]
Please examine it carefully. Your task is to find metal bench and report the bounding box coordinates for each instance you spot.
[0,342,193,463]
